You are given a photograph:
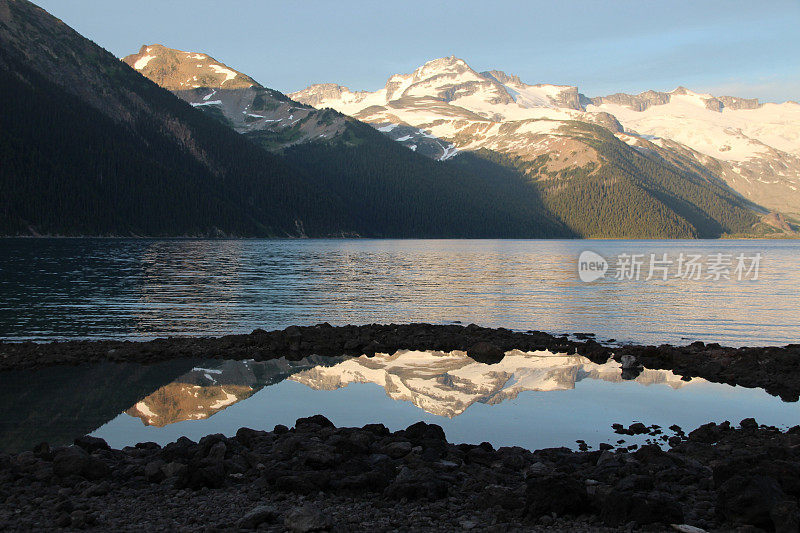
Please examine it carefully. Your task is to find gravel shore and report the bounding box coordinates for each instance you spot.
[1,415,799,531]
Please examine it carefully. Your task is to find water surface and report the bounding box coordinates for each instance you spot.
[1,350,797,453]
[1,238,798,345]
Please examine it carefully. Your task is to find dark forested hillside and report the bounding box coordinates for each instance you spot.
[0,0,351,237]
[0,53,350,237]
[0,0,573,238]
[0,0,763,239]
[272,119,570,238]
[460,123,759,238]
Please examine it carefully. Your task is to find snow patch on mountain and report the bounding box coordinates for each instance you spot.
[209,64,237,84]
[133,53,155,70]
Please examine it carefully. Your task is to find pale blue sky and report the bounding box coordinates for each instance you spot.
[36,0,800,102]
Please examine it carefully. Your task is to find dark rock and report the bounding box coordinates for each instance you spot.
[32,442,51,458]
[144,460,166,483]
[185,459,226,489]
[479,484,524,510]
[237,505,278,529]
[467,341,505,363]
[235,427,267,448]
[161,461,187,479]
[299,445,337,468]
[55,513,71,527]
[70,510,87,529]
[295,415,334,430]
[403,421,446,442]
[52,447,108,480]
[717,475,785,529]
[771,499,800,533]
[362,423,390,437]
[73,435,110,454]
[274,472,330,494]
[207,441,227,461]
[384,467,448,501]
[688,422,724,443]
[284,503,331,532]
[384,441,412,459]
[134,441,161,451]
[81,481,109,497]
[600,492,684,526]
[525,473,589,519]
[615,474,654,492]
[159,436,195,462]
[52,447,89,477]
[740,418,759,430]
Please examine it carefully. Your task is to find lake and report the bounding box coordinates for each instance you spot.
[1,238,798,453]
[0,238,798,345]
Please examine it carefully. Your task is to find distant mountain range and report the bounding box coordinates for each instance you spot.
[1,0,797,238]
[291,57,800,221]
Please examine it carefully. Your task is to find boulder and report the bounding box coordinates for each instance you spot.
[237,505,278,529]
[53,447,109,480]
[295,415,335,430]
[403,421,446,442]
[384,441,412,459]
[284,504,331,532]
[525,473,590,519]
[717,475,785,529]
[600,492,684,526]
[73,435,110,454]
[467,342,504,363]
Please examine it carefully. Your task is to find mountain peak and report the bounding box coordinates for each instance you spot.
[412,56,473,80]
[482,69,522,86]
[122,44,258,90]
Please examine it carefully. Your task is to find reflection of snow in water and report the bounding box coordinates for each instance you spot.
[92,350,800,452]
[289,350,698,417]
[210,389,238,409]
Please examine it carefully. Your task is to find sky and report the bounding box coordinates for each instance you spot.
[35,0,800,103]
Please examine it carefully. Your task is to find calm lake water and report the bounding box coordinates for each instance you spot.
[1,350,797,453]
[0,238,798,345]
[1,239,798,453]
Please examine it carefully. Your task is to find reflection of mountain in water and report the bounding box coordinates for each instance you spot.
[127,351,702,427]
[0,359,199,453]
[289,350,701,418]
[126,356,346,426]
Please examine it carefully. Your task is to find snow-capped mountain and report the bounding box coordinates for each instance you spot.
[291,57,800,217]
[121,45,793,236]
[587,88,800,216]
[289,350,697,418]
[123,44,350,145]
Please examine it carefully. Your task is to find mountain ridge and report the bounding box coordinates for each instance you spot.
[1,1,793,239]
[125,44,765,238]
[291,56,800,222]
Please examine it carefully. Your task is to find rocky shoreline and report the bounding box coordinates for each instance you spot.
[3,324,799,531]
[2,323,800,400]
[1,415,798,532]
